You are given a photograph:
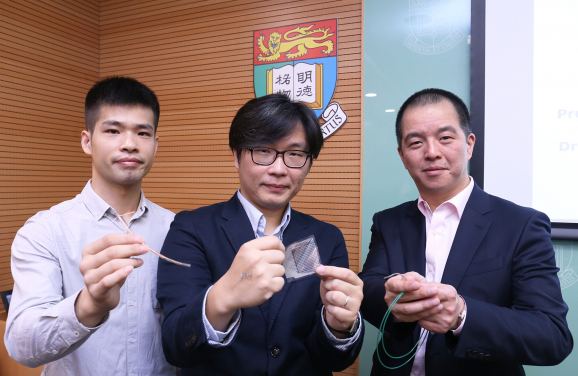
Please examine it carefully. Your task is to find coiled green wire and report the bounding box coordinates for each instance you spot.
[376,292,429,369]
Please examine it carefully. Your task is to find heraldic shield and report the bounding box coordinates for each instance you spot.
[253,19,338,118]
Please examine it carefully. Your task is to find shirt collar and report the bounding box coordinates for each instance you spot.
[237,189,291,238]
[417,176,475,220]
[81,180,149,221]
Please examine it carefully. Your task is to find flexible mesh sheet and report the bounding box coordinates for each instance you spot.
[283,235,321,280]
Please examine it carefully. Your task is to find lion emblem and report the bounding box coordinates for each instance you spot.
[256,25,334,62]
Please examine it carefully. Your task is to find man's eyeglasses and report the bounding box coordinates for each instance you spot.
[247,147,311,168]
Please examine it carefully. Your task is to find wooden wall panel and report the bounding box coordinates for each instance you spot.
[1,1,362,374]
[100,1,362,374]
[0,0,98,308]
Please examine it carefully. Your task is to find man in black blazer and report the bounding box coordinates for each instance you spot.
[157,94,364,375]
[359,88,573,375]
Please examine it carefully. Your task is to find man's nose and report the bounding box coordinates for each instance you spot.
[120,133,138,152]
[268,153,288,174]
[424,142,441,160]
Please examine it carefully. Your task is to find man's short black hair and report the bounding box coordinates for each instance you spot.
[229,94,324,162]
[85,76,160,134]
[395,88,471,147]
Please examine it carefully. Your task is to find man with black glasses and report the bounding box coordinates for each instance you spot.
[156,94,364,375]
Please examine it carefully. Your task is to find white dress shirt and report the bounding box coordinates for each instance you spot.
[409,177,474,376]
[5,181,176,376]
[201,190,361,349]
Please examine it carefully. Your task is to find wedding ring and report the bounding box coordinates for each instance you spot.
[342,295,349,308]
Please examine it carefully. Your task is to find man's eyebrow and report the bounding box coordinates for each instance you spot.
[135,123,154,131]
[437,125,458,134]
[102,119,122,126]
[101,120,154,131]
[285,141,308,150]
[404,131,425,143]
[403,125,458,143]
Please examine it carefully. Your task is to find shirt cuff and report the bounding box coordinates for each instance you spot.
[48,289,108,351]
[320,306,362,351]
[202,285,242,347]
[451,298,467,337]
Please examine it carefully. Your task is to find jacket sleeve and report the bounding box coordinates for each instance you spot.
[156,211,235,368]
[305,227,365,372]
[359,213,391,328]
[359,212,417,367]
[448,211,573,365]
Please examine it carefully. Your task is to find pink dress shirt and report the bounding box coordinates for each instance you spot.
[409,177,474,376]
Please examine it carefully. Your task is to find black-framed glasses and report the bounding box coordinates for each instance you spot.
[247,147,311,168]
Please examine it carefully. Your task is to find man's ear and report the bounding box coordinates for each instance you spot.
[466,133,476,161]
[233,149,240,170]
[397,146,406,168]
[81,130,92,156]
[154,134,159,156]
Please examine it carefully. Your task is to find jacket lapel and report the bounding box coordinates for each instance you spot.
[441,184,493,290]
[221,195,271,322]
[400,201,427,276]
[267,209,308,333]
[221,195,257,254]
[398,201,427,344]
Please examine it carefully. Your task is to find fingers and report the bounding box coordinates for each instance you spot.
[323,292,360,331]
[319,266,363,331]
[260,249,285,265]
[325,304,353,321]
[389,299,444,322]
[250,263,285,281]
[430,282,459,302]
[403,272,428,283]
[269,276,285,294]
[248,236,285,253]
[80,243,148,273]
[394,284,440,303]
[324,290,356,309]
[84,257,144,286]
[384,273,440,305]
[316,265,362,286]
[318,266,363,311]
[82,234,143,256]
[88,265,135,298]
[385,276,418,293]
[319,273,361,298]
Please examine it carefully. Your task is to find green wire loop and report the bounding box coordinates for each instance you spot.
[376,292,429,370]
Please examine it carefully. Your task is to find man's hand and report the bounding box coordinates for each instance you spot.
[317,265,363,338]
[417,282,464,333]
[206,236,285,331]
[384,272,443,323]
[75,234,148,327]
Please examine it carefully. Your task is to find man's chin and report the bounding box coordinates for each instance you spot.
[111,172,146,186]
[259,195,291,210]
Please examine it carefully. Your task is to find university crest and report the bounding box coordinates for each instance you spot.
[254,19,347,139]
[404,0,465,54]
[555,244,578,290]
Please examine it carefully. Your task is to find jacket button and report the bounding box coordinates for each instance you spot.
[185,334,198,348]
[270,346,281,358]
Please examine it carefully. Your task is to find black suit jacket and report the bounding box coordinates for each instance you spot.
[359,184,573,375]
[157,195,363,375]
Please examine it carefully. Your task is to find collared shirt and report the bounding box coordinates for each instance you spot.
[410,177,474,376]
[5,181,175,376]
[237,189,292,240]
[202,190,361,350]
